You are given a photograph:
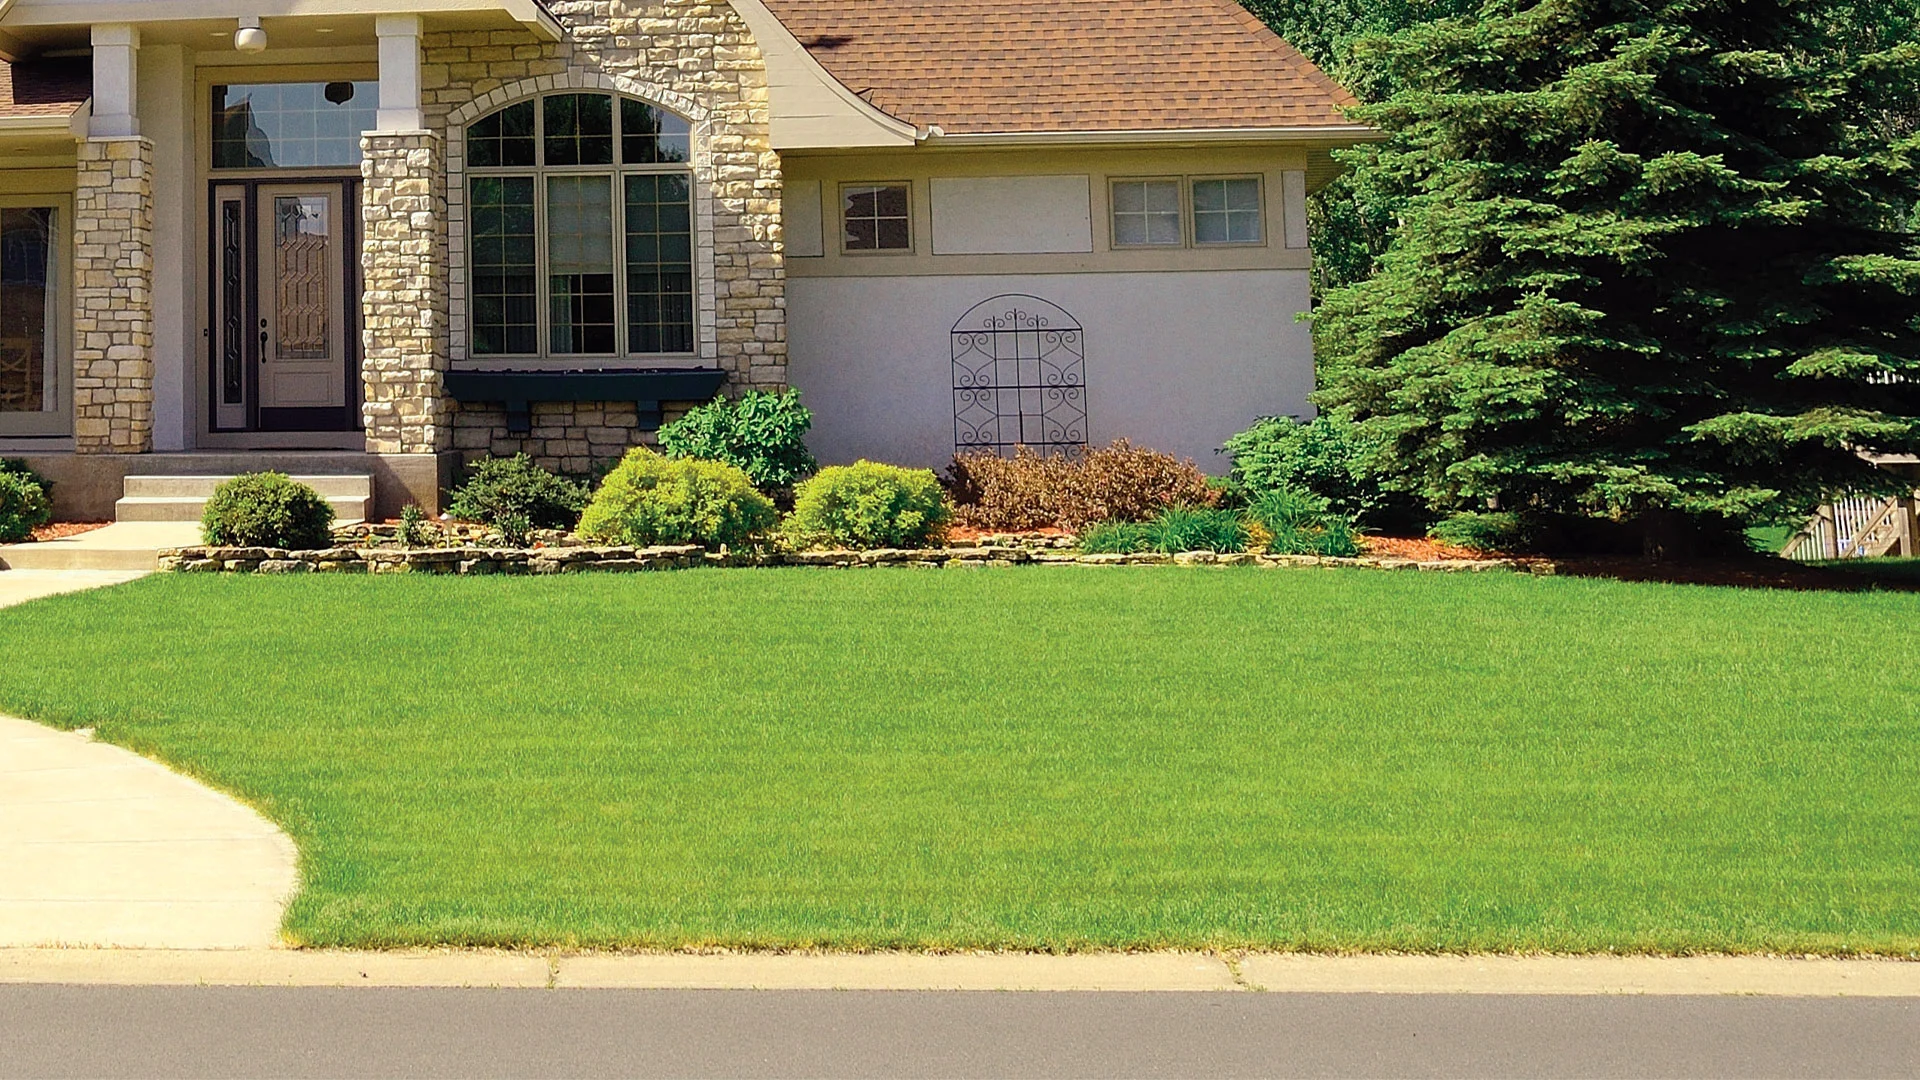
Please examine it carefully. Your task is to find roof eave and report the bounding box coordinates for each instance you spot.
[915,124,1381,149]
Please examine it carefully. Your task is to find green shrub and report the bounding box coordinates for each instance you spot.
[947,440,1218,531]
[577,448,777,549]
[396,504,429,548]
[446,454,589,531]
[201,472,335,549]
[1078,521,1156,554]
[0,469,51,543]
[1428,511,1524,552]
[1223,414,1415,530]
[657,389,818,490]
[1247,485,1362,557]
[783,461,949,549]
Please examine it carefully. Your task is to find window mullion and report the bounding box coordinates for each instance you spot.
[534,171,550,361]
[612,170,629,358]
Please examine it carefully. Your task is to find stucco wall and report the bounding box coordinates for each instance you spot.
[787,269,1314,473]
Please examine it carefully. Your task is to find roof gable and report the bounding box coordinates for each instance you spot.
[755,0,1357,136]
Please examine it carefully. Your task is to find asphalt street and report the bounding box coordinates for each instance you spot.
[2,987,1917,1078]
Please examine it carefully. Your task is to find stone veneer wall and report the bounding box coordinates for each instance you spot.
[73,137,154,454]
[424,0,786,474]
[361,131,450,455]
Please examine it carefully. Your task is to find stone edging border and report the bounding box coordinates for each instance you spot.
[159,545,1555,575]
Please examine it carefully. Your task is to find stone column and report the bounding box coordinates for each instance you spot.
[73,136,154,454]
[360,130,447,455]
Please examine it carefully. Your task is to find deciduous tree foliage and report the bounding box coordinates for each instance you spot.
[1305,0,1920,550]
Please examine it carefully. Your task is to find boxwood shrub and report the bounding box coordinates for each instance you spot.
[446,454,589,531]
[0,460,51,543]
[783,461,949,549]
[201,472,335,550]
[577,448,776,549]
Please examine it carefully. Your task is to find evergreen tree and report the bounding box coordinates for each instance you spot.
[1311,0,1920,553]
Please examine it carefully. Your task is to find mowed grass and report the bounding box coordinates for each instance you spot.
[1,568,1917,954]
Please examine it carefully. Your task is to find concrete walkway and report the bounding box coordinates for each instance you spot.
[0,523,200,571]
[0,564,299,948]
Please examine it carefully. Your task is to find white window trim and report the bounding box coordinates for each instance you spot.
[445,71,718,368]
[838,180,915,255]
[1107,175,1269,251]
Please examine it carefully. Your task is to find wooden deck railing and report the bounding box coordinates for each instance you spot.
[1781,493,1919,561]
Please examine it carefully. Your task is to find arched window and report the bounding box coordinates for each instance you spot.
[466,93,694,358]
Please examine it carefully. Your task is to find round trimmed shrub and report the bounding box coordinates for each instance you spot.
[201,472,336,550]
[577,448,776,549]
[445,454,589,531]
[657,389,818,490]
[0,467,51,543]
[783,461,950,549]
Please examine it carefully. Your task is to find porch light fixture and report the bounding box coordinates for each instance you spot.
[234,18,267,53]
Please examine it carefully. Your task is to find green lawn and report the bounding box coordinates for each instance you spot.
[2,568,1917,954]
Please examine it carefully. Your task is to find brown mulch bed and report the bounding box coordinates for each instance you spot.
[27,522,111,543]
[943,525,1073,545]
[1359,536,1497,562]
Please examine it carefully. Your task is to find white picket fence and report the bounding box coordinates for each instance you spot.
[1781,493,1918,561]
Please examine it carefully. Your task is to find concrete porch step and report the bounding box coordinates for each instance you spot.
[115,494,371,524]
[0,523,201,572]
[114,475,373,525]
[122,475,372,499]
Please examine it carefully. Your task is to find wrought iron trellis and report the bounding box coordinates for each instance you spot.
[950,294,1087,455]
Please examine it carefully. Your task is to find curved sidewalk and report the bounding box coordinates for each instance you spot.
[0,569,299,948]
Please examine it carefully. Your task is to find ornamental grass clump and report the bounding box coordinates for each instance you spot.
[947,440,1217,531]
[577,447,776,550]
[783,461,949,549]
[0,460,52,544]
[1079,507,1248,554]
[657,389,818,490]
[200,472,335,550]
[445,454,589,532]
[1247,486,1361,558]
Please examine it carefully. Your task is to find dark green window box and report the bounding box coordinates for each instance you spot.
[445,367,727,434]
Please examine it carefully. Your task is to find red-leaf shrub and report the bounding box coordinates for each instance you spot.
[946,440,1218,531]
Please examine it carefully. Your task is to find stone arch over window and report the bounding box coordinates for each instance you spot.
[446,72,718,363]
[951,294,1088,454]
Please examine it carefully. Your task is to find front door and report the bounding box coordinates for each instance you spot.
[210,180,358,432]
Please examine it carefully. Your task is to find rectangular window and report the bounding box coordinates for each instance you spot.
[1191,177,1263,245]
[1110,179,1183,247]
[625,174,695,354]
[0,207,54,421]
[212,82,378,170]
[842,183,911,252]
[469,177,539,356]
[546,175,618,354]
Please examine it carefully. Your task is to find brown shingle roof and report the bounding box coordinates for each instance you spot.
[758,0,1357,135]
[0,59,90,120]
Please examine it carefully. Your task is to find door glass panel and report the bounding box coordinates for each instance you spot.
[272,197,331,360]
[624,174,694,354]
[543,94,615,167]
[213,82,377,170]
[546,175,616,354]
[0,208,54,415]
[470,177,539,356]
[220,200,245,406]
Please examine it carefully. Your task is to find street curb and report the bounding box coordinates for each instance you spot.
[3,949,1919,994]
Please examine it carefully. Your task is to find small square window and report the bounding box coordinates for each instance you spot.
[1111,179,1183,246]
[842,183,911,252]
[1192,177,1262,245]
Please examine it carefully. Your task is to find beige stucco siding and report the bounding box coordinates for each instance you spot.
[789,268,1313,472]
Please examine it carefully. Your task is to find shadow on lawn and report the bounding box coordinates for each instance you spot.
[1552,555,1920,592]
